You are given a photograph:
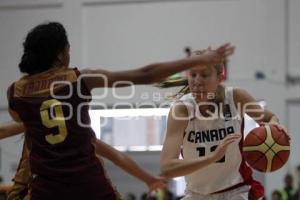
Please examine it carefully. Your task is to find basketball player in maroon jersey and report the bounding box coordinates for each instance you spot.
[6,22,233,200]
[0,123,158,200]
[1,123,159,200]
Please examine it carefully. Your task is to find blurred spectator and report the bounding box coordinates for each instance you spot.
[280,174,297,200]
[163,188,173,200]
[271,190,282,200]
[293,191,299,200]
[157,188,173,200]
[125,192,136,200]
[0,176,8,200]
[141,192,155,200]
[293,166,300,200]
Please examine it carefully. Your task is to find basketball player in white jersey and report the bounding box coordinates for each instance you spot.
[159,49,287,200]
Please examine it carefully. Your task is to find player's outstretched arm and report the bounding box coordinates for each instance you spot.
[7,142,31,200]
[233,88,288,134]
[94,139,167,193]
[0,122,25,139]
[81,43,235,89]
[0,184,12,195]
[160,102,240,178]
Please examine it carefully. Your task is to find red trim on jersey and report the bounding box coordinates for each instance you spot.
[212,182,247,194]
[239,118,264,200]
[238,118,252,181]
[212,118,264,199]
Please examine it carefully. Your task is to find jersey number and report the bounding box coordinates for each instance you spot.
[196,146,225,163]
[40,99,68,145]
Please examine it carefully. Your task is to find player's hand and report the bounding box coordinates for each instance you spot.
[259,122,290,140]
[192,43,235,65]
[146,176,168,194]
[214,43,235,61]
[209,133,241,162]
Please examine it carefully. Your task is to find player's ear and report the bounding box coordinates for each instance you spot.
[217,63,226,82]
[218,73,224,82]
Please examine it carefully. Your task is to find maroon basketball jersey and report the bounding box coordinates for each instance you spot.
[8,67,121,199]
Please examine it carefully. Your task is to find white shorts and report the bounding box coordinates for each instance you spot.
[181,185,251,200]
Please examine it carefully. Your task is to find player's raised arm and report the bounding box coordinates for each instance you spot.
[0,122,25,139]
[81,43,235,90]
[233,88,287,134]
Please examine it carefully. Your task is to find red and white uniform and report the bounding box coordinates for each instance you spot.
[180,87,264,199]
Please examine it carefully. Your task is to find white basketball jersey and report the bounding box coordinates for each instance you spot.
[181,87,253,194]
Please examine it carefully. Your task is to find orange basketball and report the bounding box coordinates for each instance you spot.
[243,125,290,172]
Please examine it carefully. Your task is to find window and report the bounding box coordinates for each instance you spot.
[89,101,266,153]
[89,108,169,151]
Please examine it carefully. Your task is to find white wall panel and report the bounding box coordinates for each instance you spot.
[82,0,285,83]
[0,110,24,183]
[0,4,65,107]
[288,0,300,77]
[287,103,300,176]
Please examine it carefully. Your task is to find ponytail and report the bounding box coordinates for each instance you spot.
[18,22,69,75]
[155,77,189,99]
[19,51,38,74]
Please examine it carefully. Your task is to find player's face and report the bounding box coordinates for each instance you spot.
[187,65,222,102]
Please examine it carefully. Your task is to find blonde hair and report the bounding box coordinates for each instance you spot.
[156,63,225,100]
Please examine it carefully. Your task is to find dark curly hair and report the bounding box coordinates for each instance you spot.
[19,22,69,75]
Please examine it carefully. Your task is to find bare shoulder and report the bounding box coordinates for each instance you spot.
[166,101,189,138]
[167,101,189,131]
[233,87,248,98]
[170,100,189,119]
[233,87,255,104]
